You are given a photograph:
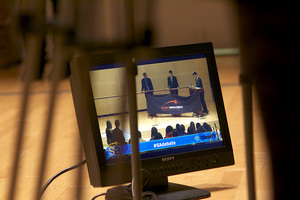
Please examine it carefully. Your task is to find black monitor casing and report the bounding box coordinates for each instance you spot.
[69,42,234,188]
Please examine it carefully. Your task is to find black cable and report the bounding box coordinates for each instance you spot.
[40,159,87,198]
[91,193,106,200]
[142,191,158,200]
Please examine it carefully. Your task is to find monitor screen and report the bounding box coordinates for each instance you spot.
[89,53,224,165]
[69,43,234,199]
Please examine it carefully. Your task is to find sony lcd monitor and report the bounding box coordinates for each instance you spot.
[69,42,234,200]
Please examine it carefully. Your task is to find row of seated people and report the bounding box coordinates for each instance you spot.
[106,119,126,145]
[106,119,213,145]
[105,119,145,145]
[105,119,146,145]
[150,121,213,140]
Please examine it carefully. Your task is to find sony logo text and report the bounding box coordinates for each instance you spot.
[162,156,175,162]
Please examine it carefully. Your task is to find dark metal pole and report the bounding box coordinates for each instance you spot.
[8,32,44,200]
[124,0,142,199]
[240,73,256,200]
[126,56,142,200]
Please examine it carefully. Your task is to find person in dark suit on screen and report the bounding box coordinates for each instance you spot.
[193,72,208,115]
[141,72,154,95]
[167,70,179,95]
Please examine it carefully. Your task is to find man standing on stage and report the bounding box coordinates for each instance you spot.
[167,70,179,95]
[141,72,154,95]
[193,72,208,115]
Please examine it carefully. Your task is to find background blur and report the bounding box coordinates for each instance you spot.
[1,0,276,200]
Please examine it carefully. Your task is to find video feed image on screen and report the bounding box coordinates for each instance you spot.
[89,54,224,163]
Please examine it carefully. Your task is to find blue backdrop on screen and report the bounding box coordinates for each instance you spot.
[146,93,201,114]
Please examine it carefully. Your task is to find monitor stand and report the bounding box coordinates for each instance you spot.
[105,176,211,200]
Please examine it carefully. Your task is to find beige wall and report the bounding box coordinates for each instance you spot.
[150,0,238,48]
[90,57,214,116]
[87,0,238,116]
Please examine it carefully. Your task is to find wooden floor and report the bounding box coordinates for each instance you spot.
[0,55,273,200]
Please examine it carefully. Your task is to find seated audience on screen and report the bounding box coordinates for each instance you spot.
[154,132,163,140]
[105,120,114,145]
[175,123,181,133]
[129,131,146,143]
[165,125,173,138]
[196,122,207,133]
[150,127,158,141]
[106,119,214,145]
[138,131,146,143]
[179,124,187,136]
[187,121,196,134]
[187,127,194,135]
[203,122,212,132]
[172,129,180,137]
[112,119,126,145]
